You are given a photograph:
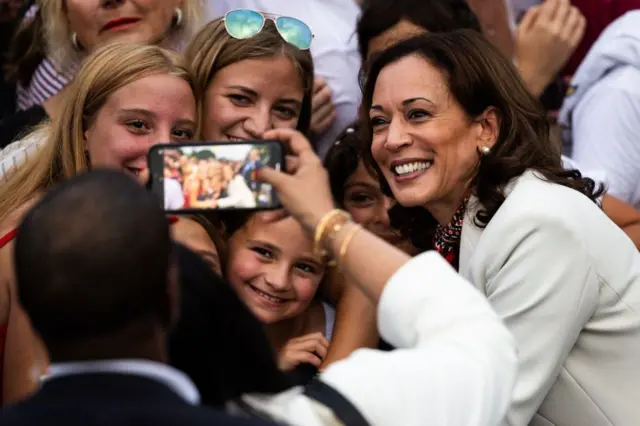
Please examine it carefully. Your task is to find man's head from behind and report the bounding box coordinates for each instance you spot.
[358,0,482,61]
[15,170,175,362]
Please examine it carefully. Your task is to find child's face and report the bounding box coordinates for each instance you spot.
[226,215,325,324]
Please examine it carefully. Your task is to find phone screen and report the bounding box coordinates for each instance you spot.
[148,141,283,212]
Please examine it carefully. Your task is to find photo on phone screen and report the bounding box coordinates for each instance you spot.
[149,141,283,212]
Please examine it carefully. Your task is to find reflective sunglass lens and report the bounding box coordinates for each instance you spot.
[275,16,313,50]
[225,9,264,39]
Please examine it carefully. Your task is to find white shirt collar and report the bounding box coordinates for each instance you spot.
[43,359,200,405]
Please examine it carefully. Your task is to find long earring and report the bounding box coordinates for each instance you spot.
[478,146,491,156]
[71,32,82,50]
[173,7,183,28]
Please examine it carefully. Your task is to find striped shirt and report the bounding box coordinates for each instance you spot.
[0,131,47,184]
[15,58,73,111]
[15,4,74,111]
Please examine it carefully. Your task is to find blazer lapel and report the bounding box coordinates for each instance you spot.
[459,172,530,281]
[459,197,484,282]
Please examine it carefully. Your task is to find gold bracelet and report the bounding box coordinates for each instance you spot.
[314,210,343,258]
[314,210,351,262]
[324,215,353,267]
[338,224,362,269]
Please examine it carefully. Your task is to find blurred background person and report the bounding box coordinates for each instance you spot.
[0,0,203,150]
[560,11,640,209]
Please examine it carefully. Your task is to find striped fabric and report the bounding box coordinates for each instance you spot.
[15,4,75,111]
[15,58,74,111]
[0,133,47,184]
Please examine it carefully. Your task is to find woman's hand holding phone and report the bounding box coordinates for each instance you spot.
[256,129,335,234]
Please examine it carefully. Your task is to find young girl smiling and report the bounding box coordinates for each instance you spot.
[225,212,333,378]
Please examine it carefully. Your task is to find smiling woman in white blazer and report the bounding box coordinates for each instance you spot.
[361,31,640,426]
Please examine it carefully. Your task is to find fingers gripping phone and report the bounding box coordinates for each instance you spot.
[148,141,284,212]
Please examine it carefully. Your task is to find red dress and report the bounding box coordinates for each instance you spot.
[0,228,17,406]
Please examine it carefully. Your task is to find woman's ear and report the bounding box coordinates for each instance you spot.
[83,124,91,152]
[475,107,501,150]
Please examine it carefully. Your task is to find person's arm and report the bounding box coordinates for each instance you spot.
[318,247,517,426]
[321,277,379,368]
[479,214,599,425]
[601,194,640,250]
[0,201,47,404]
[1,249,46,405]
[466,0,515,59]
[572,84,640,206]
[515,0,586,97]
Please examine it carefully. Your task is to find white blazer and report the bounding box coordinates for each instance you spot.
[460,170,640,426]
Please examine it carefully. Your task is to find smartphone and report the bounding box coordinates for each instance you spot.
[148,140,284,212]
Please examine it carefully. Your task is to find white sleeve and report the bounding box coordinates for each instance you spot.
[571,83,640,206]
[164,179,184,210]
[216,187,242,209]
[0,136,46,184]
[315,252,517,426]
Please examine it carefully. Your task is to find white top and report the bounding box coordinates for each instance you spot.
[459,170,640,426]
[0,132,47,184]
[559,11,640,208]
[216,175,257,208]
[44,359,200,405]
[209,0,362,158]
[570,67,640,207]
[322,302,335,341]
[241,251,517,426]
[164,178,186,210]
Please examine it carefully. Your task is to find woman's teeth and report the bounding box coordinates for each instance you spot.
[249,284,286,303]
[394,161,432,176]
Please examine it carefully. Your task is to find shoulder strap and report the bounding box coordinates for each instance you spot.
[304,379,370,426]
[0,228,17,249]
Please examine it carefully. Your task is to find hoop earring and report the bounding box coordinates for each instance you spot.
[478,146,491,156]
[71,32,82,51]
[173,7,183,28]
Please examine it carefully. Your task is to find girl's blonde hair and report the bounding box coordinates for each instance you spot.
[0,43,198,226]
[39,0,204,71]
[184,18,314,134]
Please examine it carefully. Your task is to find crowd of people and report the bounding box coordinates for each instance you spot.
[0,1,639,425]
[162,147,270,210]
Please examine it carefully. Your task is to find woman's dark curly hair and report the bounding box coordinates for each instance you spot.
[359,30,604,250]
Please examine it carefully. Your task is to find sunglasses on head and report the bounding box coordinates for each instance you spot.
[223,9,314,50]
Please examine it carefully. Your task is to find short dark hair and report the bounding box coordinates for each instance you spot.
[360,31,603,248]
[169,243,292,407]
[323,121,368,206]
[357,0,482,60]
[15,170,173,356]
